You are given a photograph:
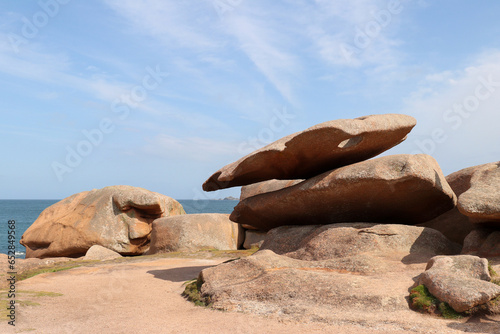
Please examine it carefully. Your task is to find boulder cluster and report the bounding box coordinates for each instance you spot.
[19,113,500,319]
[201,113,500,317]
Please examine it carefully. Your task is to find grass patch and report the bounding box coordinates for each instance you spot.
[0,290,63,321]
[439,302,463,319]
[410,285,438,312]
[409,285,463,319]
[16,264,82,281]
[182,277,211,307]
[206,248,259,257]
[488,261,500,286]
[488,261,497,277]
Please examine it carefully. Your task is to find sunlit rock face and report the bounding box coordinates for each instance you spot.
[203,114,417,191]
[20,185,185,258]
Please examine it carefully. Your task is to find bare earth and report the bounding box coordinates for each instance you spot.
[1,257,500,334]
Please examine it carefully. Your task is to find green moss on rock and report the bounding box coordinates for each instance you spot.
[409,284,463,319]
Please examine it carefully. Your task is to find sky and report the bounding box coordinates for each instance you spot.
[1,0,500,200]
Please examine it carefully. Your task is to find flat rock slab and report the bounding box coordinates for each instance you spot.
[203,114,416,191]
[198,246,460,323]
[231,154,456,231]
[147,214,244,253]
[20,185,185,258]
[200,250,411,315]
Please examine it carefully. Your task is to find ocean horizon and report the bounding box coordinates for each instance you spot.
[0,199,238,259]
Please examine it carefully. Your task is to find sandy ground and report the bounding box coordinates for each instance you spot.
[1,257,500,334]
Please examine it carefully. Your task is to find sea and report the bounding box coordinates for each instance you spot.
[0,199,238,259]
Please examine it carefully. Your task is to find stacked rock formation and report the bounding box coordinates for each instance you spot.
[200,114,500,318]
[204,114,456,231]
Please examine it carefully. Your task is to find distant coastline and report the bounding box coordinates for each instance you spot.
[220,196,239,201]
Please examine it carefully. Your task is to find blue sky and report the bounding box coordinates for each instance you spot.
[1,0,500,200]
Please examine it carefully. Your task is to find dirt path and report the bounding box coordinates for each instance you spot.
[1,257,499,334]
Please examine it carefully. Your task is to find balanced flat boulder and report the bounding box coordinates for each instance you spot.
[20,185,185,258]
[416,255,500,313]
[231,154,456,231]
[203,114,416,191]
[147,214,244,253]
[456,162,500,223]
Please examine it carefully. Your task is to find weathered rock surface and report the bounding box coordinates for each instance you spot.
[456,162,500,223]
[418,207,474,245]
[147,214,244,254]
[423,255,491,280]
[417,162,500,244]
[83,245,122,261]
[240,179,303,201]
[203,114,416,191]
[20,185,185,258]
[416,255,500,313]
[199,250,408,316]
[198,224,461,320]
[231,154,456,231]
[462,228,500,257]
[261,224,461,264]
[242,230,267,249]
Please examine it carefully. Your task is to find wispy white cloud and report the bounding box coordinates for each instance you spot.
[391,50,500,173]
[306,0,405,68]
[143,134,240,162]
[223,12,301,105]
[103,0,218,50]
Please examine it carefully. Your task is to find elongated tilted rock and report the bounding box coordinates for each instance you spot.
[203,114,416,191]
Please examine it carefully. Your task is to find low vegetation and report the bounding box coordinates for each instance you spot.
[409,285,463,319]
[182,277,211,307]
[488,261,500,286]
[17,263,82,281]
[0,290,63,321]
